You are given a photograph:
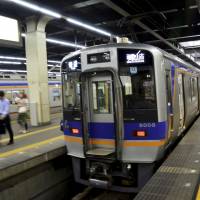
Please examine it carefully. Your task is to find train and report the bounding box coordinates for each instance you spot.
[61,43,200,192]
[0,73,62,112]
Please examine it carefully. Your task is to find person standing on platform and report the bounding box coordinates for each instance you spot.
[0,91,14,145]
[16,93,28,133]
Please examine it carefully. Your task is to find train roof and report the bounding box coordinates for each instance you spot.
[61,43,200,72]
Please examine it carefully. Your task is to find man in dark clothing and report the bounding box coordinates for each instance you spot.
[0,91,14,145]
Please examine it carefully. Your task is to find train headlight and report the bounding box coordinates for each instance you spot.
[71,128,79,134]
[134,130,147,137]
[127,164,131,170]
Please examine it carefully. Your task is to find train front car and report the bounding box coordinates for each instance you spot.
[61,44,168,192]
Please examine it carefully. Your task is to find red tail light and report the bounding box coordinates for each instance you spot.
[134,130,147,137]
[71,128,79,134]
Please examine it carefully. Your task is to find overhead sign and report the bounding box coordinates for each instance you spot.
[0,15,22,47]
[126,50,145,63]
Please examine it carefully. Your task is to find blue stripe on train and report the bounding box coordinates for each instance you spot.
[64,121,167,140]
[0,82,61,86]
[124,121,167,140]
[88,123,115,139]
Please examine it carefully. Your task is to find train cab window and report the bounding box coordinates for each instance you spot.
[62,73,80,111]
[118,49,157,121]
[62,55,81,114]
[92,81,111,113]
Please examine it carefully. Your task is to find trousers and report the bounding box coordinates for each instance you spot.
[4,115,14,142]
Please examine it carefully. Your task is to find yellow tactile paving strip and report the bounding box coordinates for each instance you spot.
[0,124,62,158]
[0,135,63,158]
[196,186,200,200]
[1,125,59,143]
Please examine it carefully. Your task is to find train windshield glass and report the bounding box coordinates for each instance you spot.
[62,55,81,112]
[118,49,156,111]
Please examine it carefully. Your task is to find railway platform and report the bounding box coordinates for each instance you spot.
[134,116,200,200]
[0,112,66,182]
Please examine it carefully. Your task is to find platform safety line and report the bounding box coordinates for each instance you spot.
[196,186,200,200]
[1,125,60,143]
[0,135,63,158]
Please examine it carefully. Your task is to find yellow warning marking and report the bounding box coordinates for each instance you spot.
[196,186,200,200]
[0,135,63,158]
[159,166,197,174]
[1,125,60,143]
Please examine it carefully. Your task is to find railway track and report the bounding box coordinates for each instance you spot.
[71,187,135,200]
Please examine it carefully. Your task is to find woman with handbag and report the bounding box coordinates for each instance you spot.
[15,93,29,133]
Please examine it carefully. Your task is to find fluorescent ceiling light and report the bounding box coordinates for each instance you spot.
[0,55,60,64]
[7,1,115,38]
[0,61,22,65]
[47,64,60,67]
[66,17,112,37]
[22,33,85,49]
[179,40,200,47]
[0,69,26,73]
[46,38,86,49]
[8,0,62,18]
[0,56,25,61]
[0,69,60,75]
[48,60,61,64]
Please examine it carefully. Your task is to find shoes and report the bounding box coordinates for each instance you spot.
[7,141,14,145]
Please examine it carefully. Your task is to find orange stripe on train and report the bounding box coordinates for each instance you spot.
[64,135,166,147]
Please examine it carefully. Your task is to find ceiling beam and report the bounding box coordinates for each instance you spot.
[103,0,200,67]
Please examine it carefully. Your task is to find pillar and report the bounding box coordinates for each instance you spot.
[25,16,52,126]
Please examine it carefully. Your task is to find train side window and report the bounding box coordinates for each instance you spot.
[190,77,197,101]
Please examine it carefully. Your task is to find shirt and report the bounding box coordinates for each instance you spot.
[0,98,10,117]
[16,98,28,113]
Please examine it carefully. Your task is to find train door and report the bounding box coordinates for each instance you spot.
[177,73,185,129]
[82,72,116,158]
[165,70,173,137]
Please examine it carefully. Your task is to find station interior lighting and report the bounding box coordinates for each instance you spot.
[0,61,22,65]
[46,38,86,49]
[7,0,62,18]
[21,33,86,49]
[0,56,26,61]
[8,0,115,38]
[0,55,61,65]
[65,17,112,37]
[0,69,61,76]
[179,40,200,48]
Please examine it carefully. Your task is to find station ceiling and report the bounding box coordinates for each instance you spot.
[0,0,200,70]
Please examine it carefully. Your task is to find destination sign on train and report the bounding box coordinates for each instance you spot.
[126,50,145,63]
[118,49,152,66]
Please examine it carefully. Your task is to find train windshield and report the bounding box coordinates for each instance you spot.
[118,49,157,119]
[62,55,81,114]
